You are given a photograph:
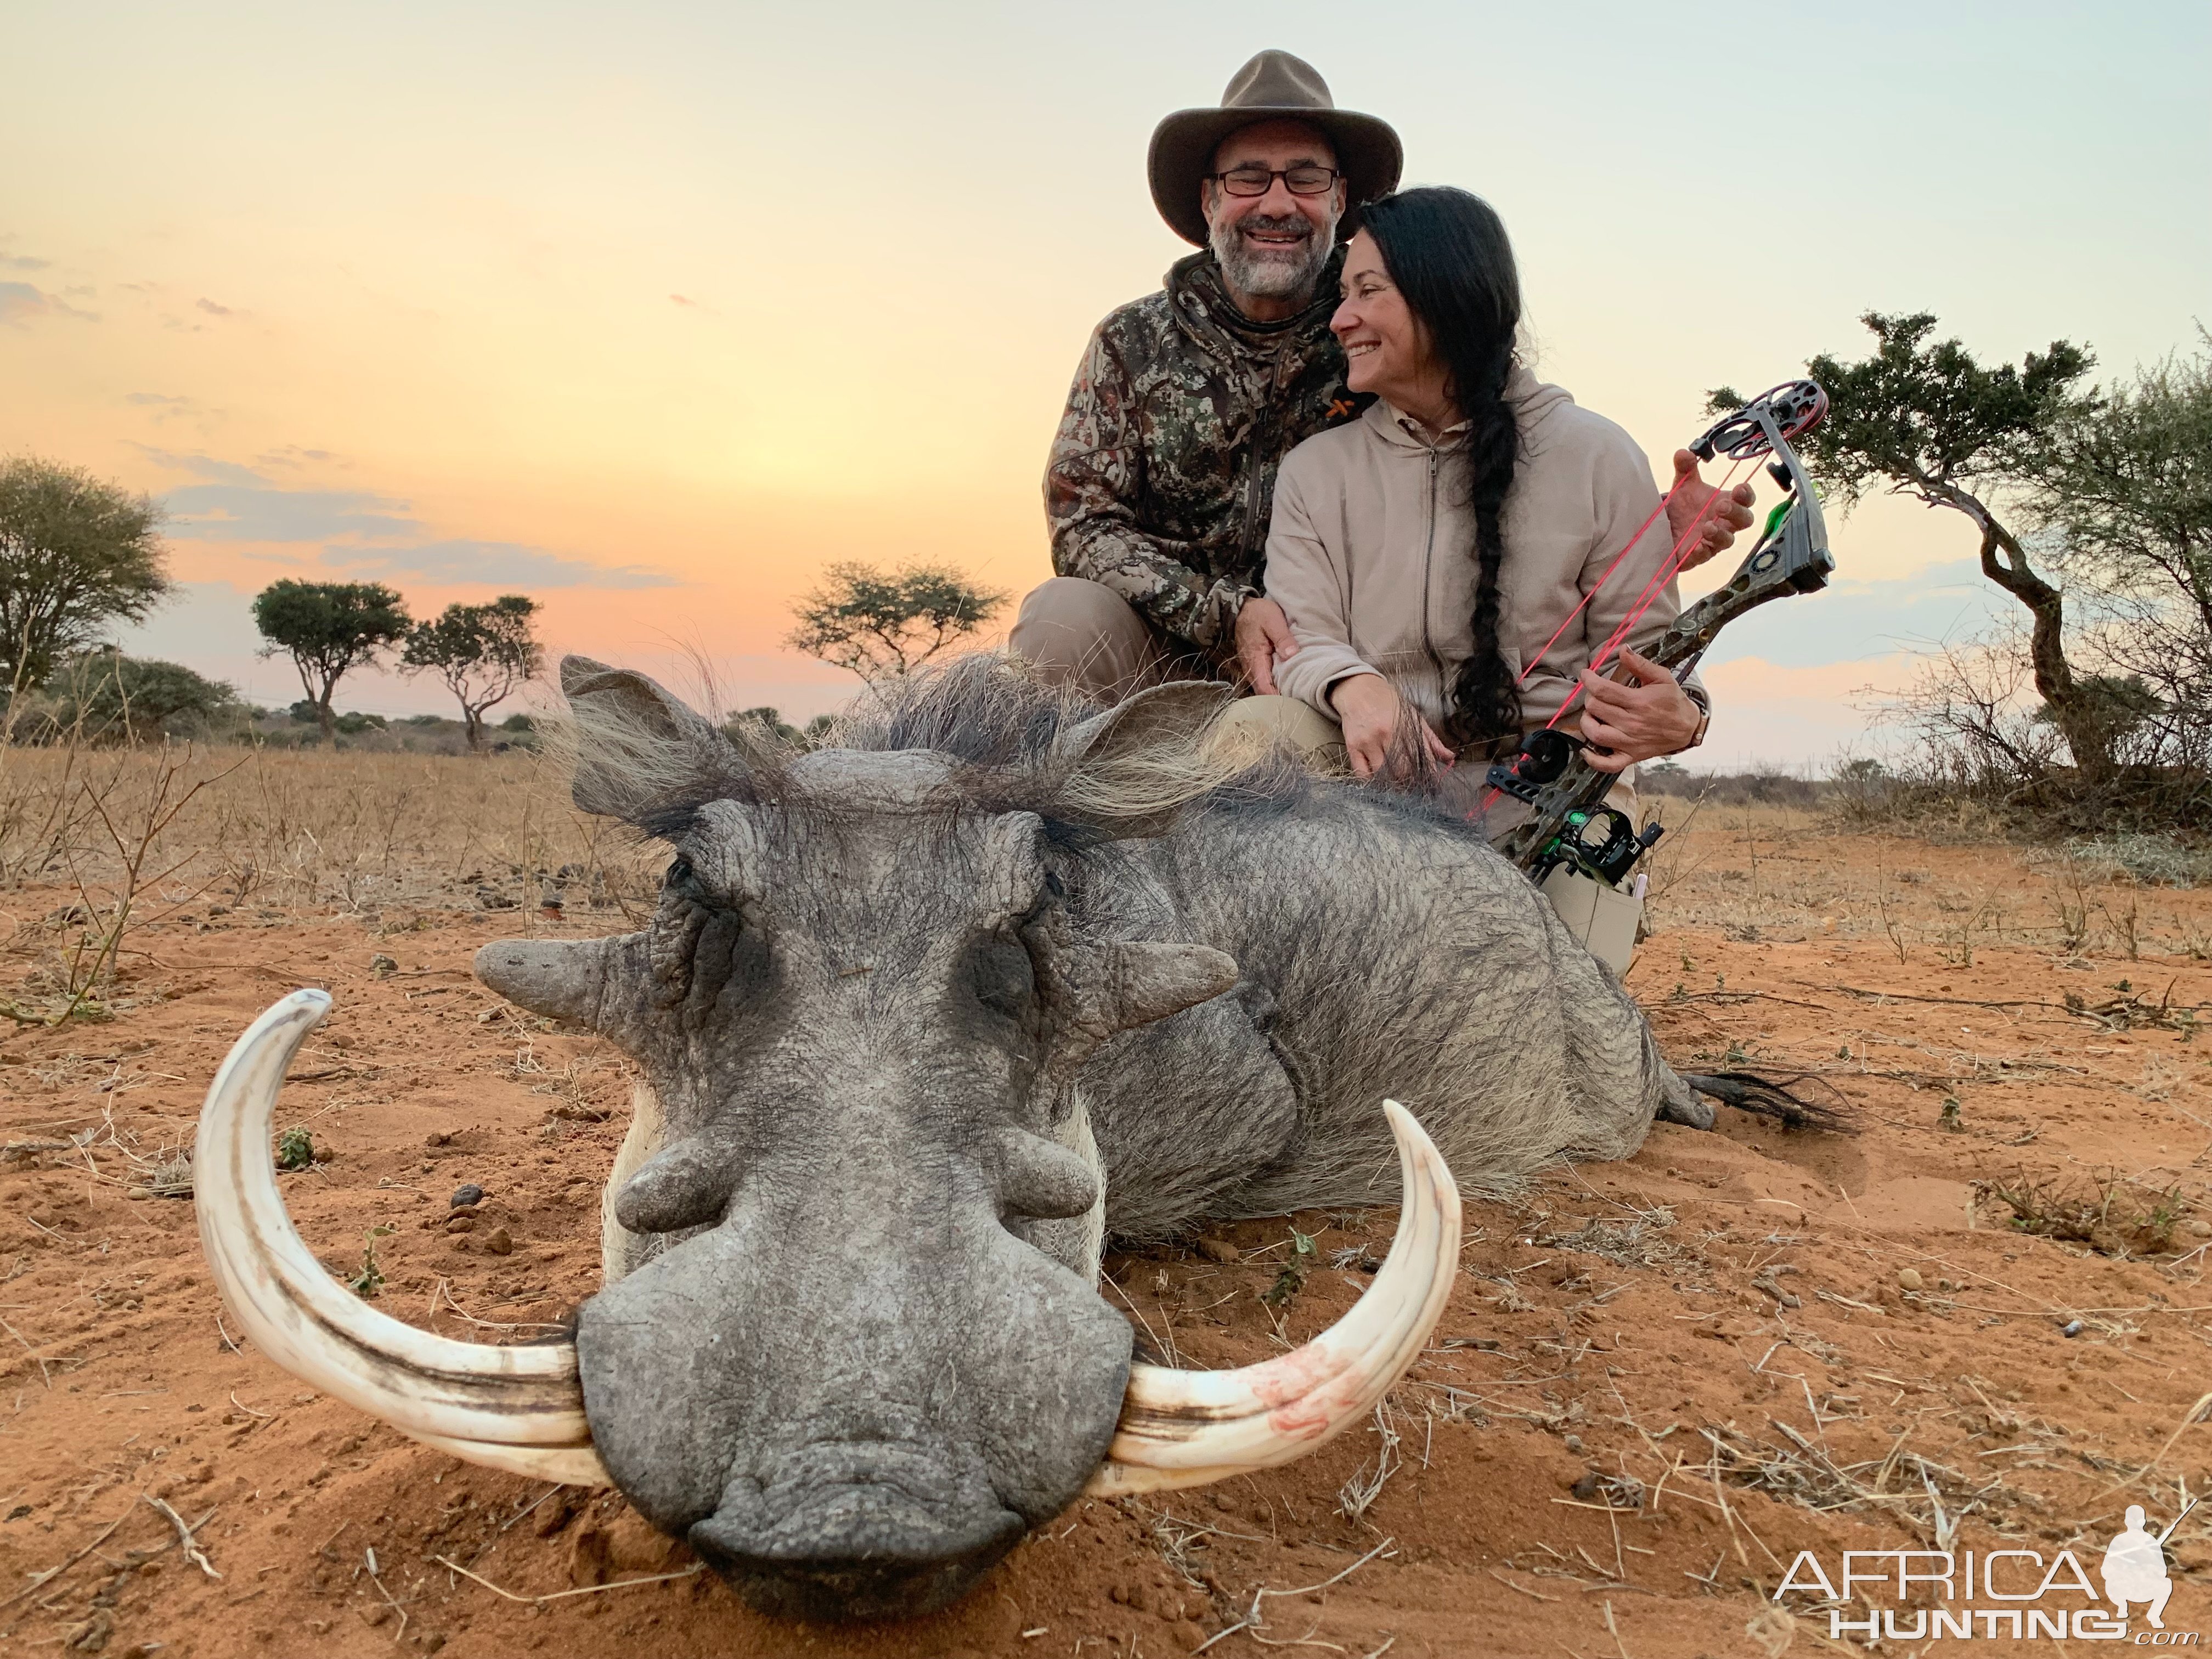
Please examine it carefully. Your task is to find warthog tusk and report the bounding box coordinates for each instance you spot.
[1083,1099,1460,1496]
[195,991,608,1487]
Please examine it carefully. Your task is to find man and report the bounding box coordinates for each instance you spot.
[1012,49,1754,723]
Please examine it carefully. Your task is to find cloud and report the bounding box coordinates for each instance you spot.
[0,281,98,325]
[326,539,676,590]
[1,255,50,272]
[253,444,345,470]
[132,446,287,488]
[1700,558,2008,672]
[669,293,719,314]
[123,391,218,427]
[133,447,675,589]
[165,482,419,541]
[196,297,235,317]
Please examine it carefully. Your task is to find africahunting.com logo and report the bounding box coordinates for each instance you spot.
[1775,1499,2198,1643]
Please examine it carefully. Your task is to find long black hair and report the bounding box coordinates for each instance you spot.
[1360,187,1522,748]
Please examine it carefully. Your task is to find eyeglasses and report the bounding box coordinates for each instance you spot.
[1205,165,1340,198]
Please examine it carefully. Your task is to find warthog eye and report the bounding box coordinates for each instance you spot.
[967,938,1036,1024]
[647,868,768,1012]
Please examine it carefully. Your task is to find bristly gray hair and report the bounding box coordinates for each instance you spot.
[551,652,1323,840]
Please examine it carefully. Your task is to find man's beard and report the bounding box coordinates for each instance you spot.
[1209,210,1334,303]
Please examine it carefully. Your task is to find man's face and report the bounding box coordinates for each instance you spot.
[1201,120,1344,305]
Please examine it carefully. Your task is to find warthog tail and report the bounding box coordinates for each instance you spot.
[1677,1071,1854,1134]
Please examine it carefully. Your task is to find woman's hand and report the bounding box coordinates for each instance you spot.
[1666,451,1758,572]
[1328,674,1455,781]
[1576,648,1703,774]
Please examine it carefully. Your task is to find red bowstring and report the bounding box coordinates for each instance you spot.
[1474,454,1753,816]
[1511,487,1680,688]
[1539,452,1752,735]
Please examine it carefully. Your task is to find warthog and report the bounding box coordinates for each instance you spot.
[196,656,1816,1621]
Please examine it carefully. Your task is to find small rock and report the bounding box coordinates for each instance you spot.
[450,1184,484,1209]
[1570,1469,1603,1500]
[126,1187,153,1201]
[426,1132,450,1147]
[369,954,398,978]
[1896,1268,1923,1291]
[1195,1238,1240,1265]
[445,1215,476,1234]
[2061,1318,2085,1338]
[483,1226,514,1256]
[1562,1434,1584,1454]
[2185,1220,2211,1240]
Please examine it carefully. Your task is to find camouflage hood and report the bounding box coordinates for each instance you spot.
[1045,250,1363,663]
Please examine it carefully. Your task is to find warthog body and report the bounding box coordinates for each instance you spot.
[473,654,1710,1619]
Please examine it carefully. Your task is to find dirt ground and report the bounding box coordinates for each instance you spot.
[3,758,2210,1658]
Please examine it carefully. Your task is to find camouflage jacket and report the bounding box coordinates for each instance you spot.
[1045,249,1364,665]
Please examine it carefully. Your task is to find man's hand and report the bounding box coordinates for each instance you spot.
[1577,647,1702,775]
[1666,450,1758,573]
[1234,595,1299,695]
[1329,674,1454,782]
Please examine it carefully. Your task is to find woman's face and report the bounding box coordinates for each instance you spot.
[1331,230,1443,415]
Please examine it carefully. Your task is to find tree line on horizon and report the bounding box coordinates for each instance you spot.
[0,453,544,749]
[0,448,1011,754]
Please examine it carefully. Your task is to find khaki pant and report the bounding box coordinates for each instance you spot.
[1009,577,1212,702]
[1207,693,1349,770]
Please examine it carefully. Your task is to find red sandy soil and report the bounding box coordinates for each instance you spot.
[3,815,2210,1658]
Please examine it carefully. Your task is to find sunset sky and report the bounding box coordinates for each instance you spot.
[5,2,2207,766]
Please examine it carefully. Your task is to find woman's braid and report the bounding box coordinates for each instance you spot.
[1449,347,1521,747]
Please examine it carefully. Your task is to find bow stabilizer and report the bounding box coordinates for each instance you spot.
[1489,379,1833,885]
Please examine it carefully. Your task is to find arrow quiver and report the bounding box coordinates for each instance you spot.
[1488,380,1835,888]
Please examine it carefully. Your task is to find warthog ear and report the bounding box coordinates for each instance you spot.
[560,656,772,823]
[1054,681,1237,771]
[1049,681,1239,836]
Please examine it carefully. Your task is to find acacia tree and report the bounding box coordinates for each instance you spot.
[400,595,543,749]
[0,456,172,696]
[786,561,1007,679]
[251,579,411,746]
[2023,338,2212,764]
[1717,313,2114,774]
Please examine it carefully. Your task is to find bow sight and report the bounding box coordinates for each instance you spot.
[1488,379,1833,889]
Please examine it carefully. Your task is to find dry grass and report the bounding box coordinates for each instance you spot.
[0,742,659,1024]
[1974,1167,2197,1259]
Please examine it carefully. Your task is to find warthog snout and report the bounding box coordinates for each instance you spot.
[574,1195,1133,1620]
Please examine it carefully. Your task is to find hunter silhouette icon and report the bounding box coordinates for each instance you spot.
[2102,1500,2197,1628]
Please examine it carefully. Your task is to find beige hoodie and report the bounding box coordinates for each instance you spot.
[1266,366,1706,742]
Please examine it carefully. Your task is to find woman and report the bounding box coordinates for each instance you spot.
[1228,187,1711,798]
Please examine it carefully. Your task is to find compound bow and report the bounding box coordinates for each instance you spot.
[1487,379,1833,886]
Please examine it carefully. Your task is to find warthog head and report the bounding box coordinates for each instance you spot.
[192,658,1459,1622]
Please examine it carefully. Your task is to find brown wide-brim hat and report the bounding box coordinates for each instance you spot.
[1148,50,1403,247]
